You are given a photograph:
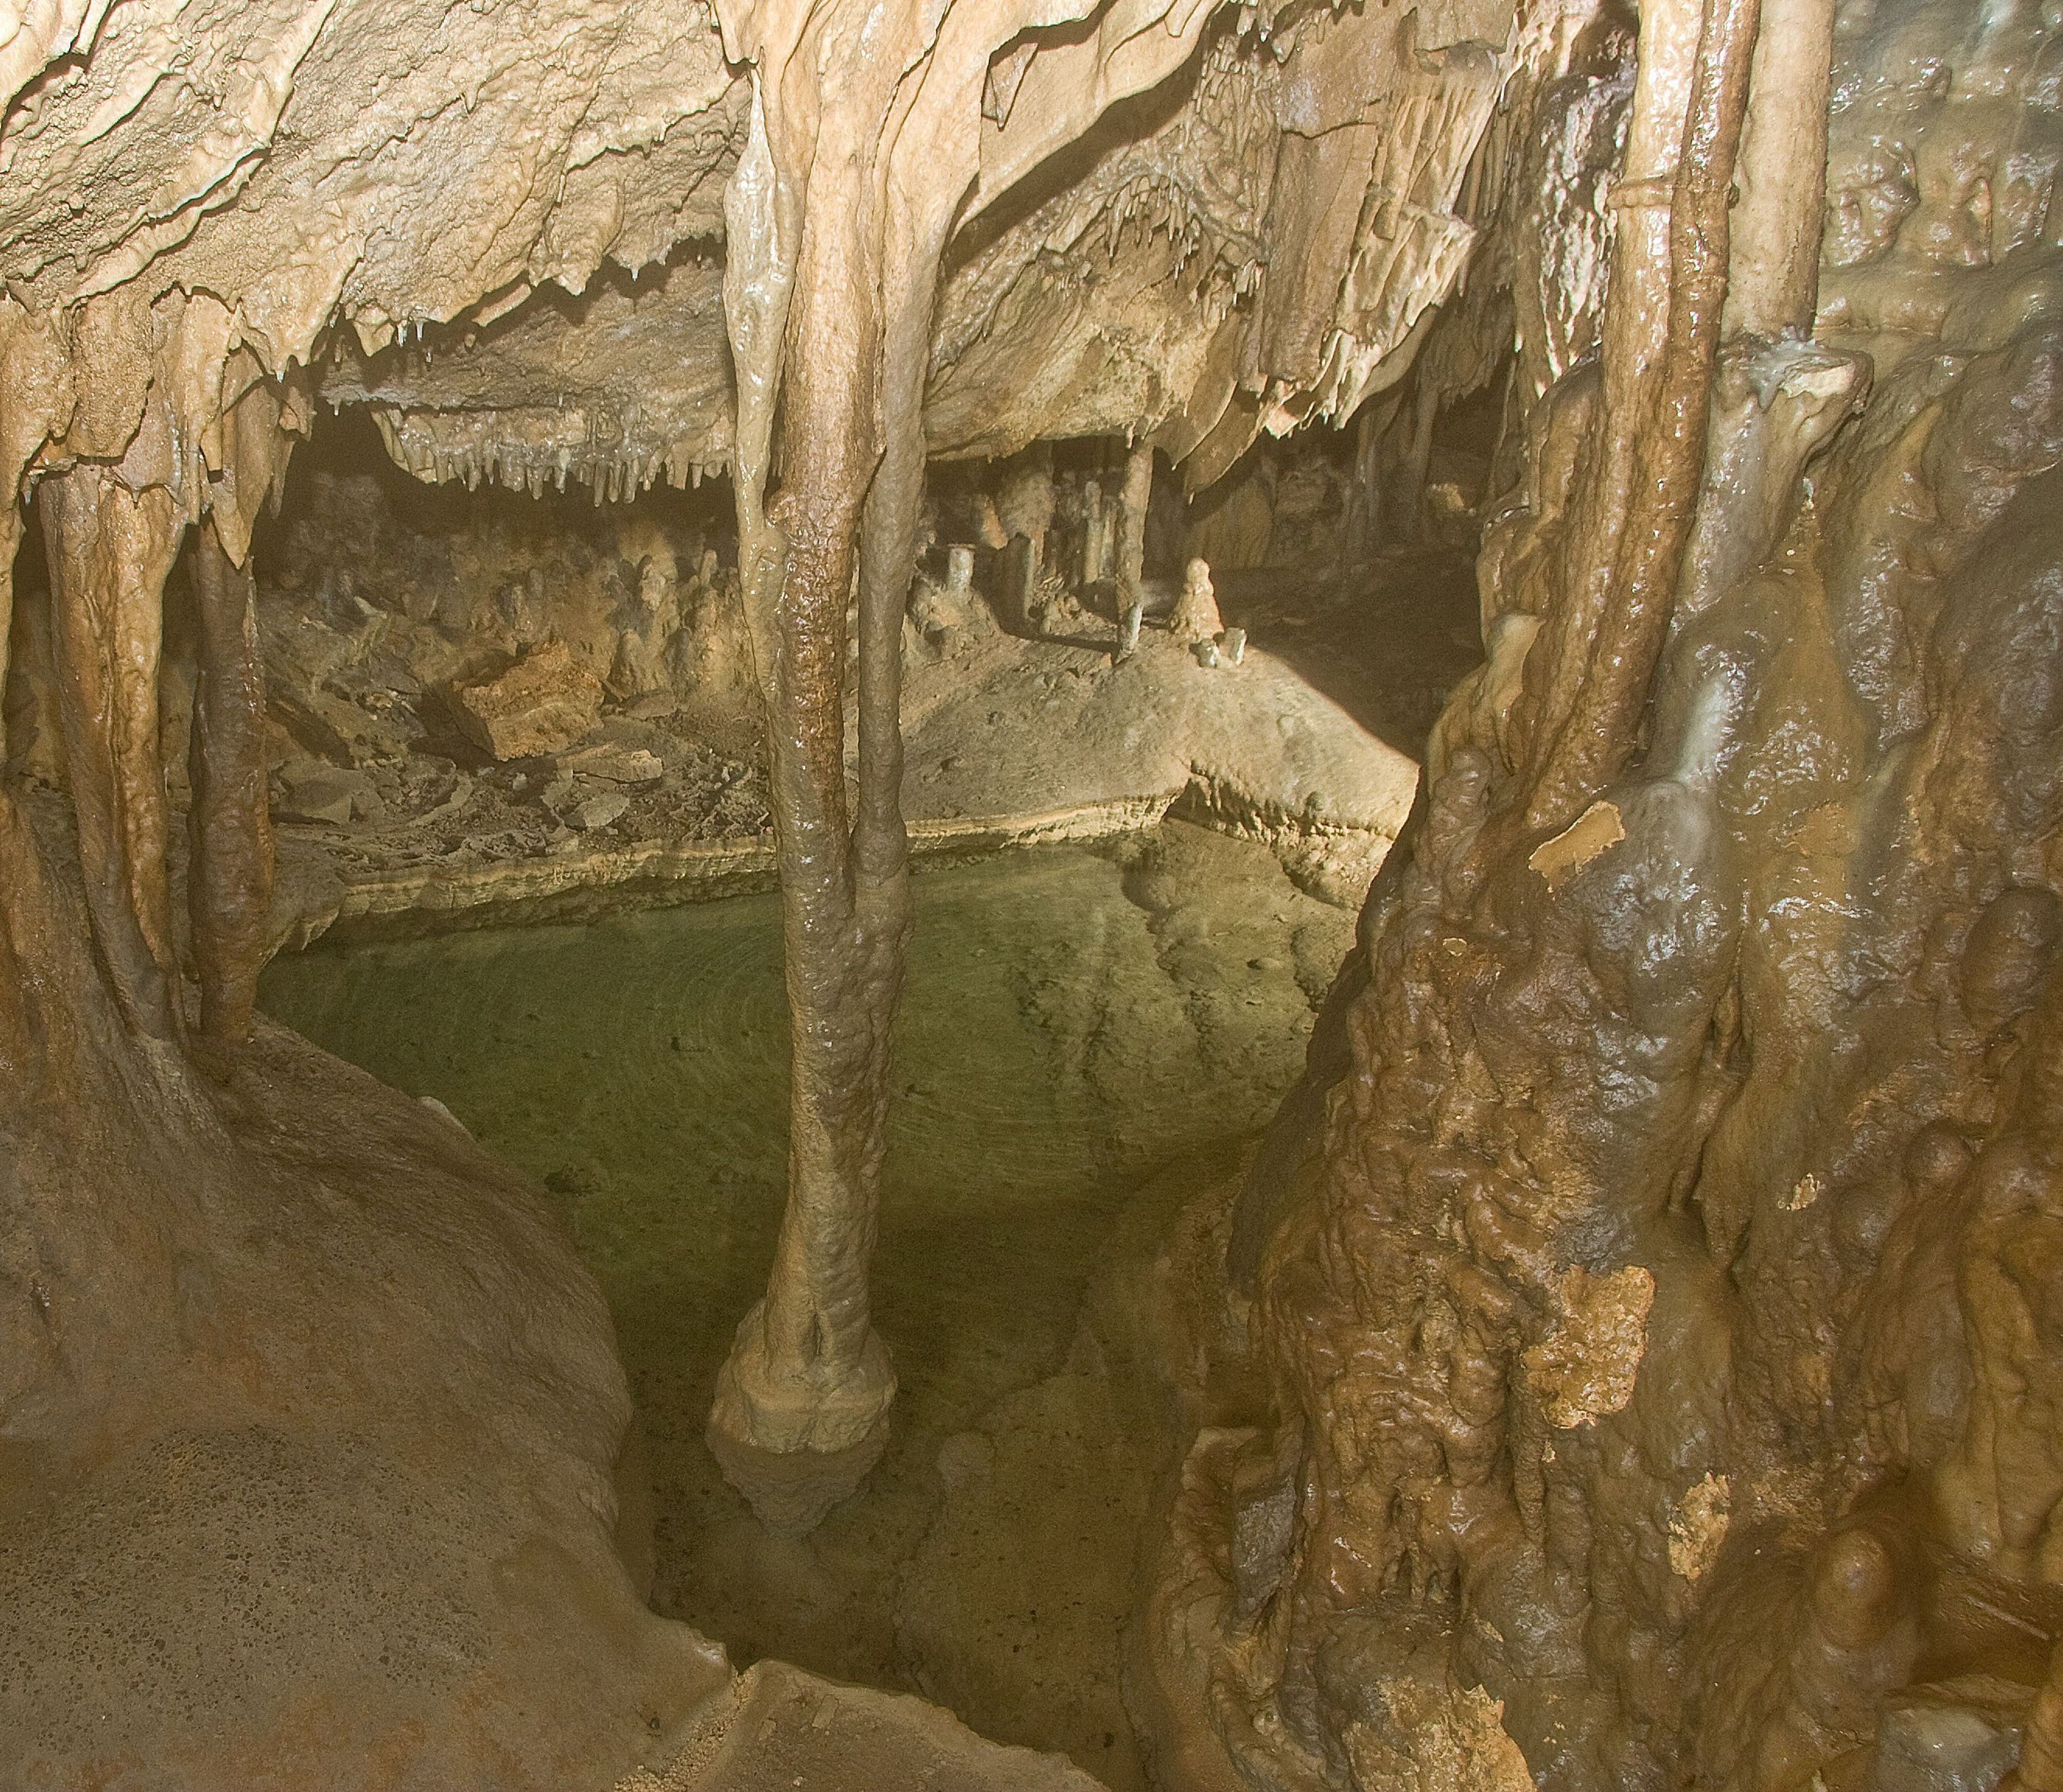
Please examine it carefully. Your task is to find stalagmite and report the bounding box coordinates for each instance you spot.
[1169,556,1222,644]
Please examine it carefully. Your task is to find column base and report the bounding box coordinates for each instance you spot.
[704,1417,893,1535]
[705,1303,896,1534]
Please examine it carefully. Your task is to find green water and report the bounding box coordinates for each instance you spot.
[259,831,1332,1687]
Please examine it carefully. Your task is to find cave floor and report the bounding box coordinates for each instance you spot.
[261,820,1352,1788]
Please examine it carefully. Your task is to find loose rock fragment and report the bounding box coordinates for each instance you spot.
[569,790,630,832]
[558,745,665,785]
[449,642,604,761]
[277,764,378,827]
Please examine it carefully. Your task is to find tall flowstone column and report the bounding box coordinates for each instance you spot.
[703,71,907,1533]
[703,0,1218,1533]
[37,467,186,1043]
[186,517,275,1067]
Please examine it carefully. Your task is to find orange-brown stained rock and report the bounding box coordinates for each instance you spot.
[1,0,2058,1781]
[450,640,607,762]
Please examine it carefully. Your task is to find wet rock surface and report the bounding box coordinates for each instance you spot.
[1163,3,2063,1790]
[1,0,2059,1777]
[262,824,1356,1790]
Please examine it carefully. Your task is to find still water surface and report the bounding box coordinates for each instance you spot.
[259,834,1323,1690]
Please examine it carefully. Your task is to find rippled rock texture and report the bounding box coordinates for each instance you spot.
[1191,0,2063,1787]
[3,0,2061,1779]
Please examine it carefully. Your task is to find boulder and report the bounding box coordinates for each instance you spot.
[449,641,604,761]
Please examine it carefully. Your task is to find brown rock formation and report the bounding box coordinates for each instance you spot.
[3,0,2059,1780]
[1182,1,2063,1788]
[451,639,609,762]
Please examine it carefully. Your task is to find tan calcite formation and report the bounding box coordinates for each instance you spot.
[0,0,741,956]
[0,0,1586,1558]
[1167,555,1223,644]
[1194,0,2063,1789]
[0,1,1611,1783]
[0,0,1503,1774]
[184,515,276,1054]
[0,788,737,1789]
[0,0,1612,1530]
[212,0,1599,1530]
[298,0,1590,501]
[5,0,2063,1784]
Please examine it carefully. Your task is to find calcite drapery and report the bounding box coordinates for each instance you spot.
[1187,0,2063,1786]
[701,0,1220,1528]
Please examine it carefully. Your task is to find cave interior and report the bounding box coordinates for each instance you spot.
[2,0,2061,1786]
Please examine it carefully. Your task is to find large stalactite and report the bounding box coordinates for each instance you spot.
[699,0,1224,1526]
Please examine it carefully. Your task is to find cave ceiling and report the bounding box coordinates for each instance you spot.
[1,0,1570,517]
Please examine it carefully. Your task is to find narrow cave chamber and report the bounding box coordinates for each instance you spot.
[4,0,2061,1786]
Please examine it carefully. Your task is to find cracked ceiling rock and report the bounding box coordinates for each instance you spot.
[0,0,1584,502]
[1,0,743,514]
